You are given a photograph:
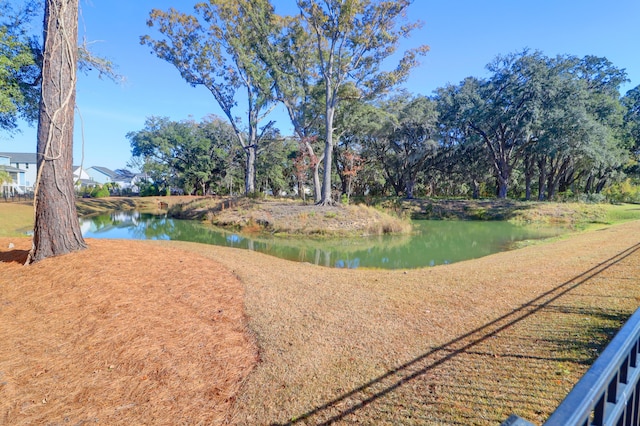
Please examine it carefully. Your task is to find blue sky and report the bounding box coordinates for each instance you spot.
[2,0,639,171]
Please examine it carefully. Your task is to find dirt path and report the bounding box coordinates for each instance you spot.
[1,220,640,425]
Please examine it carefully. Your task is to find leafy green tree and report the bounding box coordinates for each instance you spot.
[532,55,628,199]
[0,169,12,189]
[0,0,41,134]
[337,101,391,195]
[622,85,640,158]
[128,116,237,195]
[435,88,492,198]
[254,13,325,201]
[142,0,277,195]
[256,135,296,196]
[381,95,439,198]
[296,0,428,204]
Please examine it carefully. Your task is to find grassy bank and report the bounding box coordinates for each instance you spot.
[1,200,640,424]
[170,197,412,237]
[168,220,640,424]
[380,198,640,227]
[0,202,33,237]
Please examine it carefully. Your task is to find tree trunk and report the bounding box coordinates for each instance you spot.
[244,144,256,194]
[404,177,415,199]
[524,154,534,201]
[471,179,480,199]
[496,164,509,199]
[299,136,322,203]
[585,174,594,193]
[312,161,321,203]
[319,104,335,205]
[537,157,547,201]
[28,0,86,264]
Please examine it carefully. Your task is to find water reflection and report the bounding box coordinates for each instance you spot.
[79,211,565,270]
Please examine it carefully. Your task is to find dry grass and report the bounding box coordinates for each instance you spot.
[2,199,640,424]
[167,220,640,425]
[0,238,256,425]
[172,197,410,237]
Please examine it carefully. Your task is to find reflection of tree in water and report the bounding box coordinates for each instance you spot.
[130,215,174,240]
[80,211,142,233]
[81,212,565,269]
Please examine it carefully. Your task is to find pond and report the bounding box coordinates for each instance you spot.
[79,211,566,270]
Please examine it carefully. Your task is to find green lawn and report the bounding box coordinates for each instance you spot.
[0,202,33,237]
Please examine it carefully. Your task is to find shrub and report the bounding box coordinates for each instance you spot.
[90,185,110,198]
[603,179,640,203]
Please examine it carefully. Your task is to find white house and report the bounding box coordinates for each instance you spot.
[0,152,37,193]
[73,165,97,188]
[0,157,26,195]
[86,166,118,185]
[85,166,141,191]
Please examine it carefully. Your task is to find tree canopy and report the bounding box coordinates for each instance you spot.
[142,0,278,195]
[0,0,41,134]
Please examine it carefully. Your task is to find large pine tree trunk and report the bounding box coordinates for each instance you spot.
[28,0,86,264]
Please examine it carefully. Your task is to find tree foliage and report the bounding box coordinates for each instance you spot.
[128,116,239,195]
[0,0,41,134]
[142,0,278,195]
[296,0,429,204]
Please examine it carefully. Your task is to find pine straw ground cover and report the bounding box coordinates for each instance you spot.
[0,239,256,425]
[1,208,640,424]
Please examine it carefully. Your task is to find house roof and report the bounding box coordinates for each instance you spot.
[0,165,24,173]
[0,152,37,164]
[75,178,97,186]
[88,166,117,179]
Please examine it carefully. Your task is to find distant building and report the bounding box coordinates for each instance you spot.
[0,155,143,195]
[86,166,118,185]
[0,152,37,193]
[85,166,143,192]
[73,165,96,188]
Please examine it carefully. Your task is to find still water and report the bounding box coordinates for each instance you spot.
[79,211,565,270]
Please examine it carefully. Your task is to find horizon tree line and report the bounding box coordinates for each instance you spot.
[128,48,640,203]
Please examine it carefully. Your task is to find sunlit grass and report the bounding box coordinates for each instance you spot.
[0,202,33,237]
[602,203,640,223]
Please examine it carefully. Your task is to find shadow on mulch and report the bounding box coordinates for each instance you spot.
[0,248,29,264]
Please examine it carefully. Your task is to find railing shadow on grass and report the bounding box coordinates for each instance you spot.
[506,305,640,426]
[271,242,640,426]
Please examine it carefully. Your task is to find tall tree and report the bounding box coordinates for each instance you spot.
[382,94,439,198]
[0,0,41,135]
[438,52,552,198]
[253,13,325,202]
[142,0,277,195]
[532,55,628,199]
[622,85,640,156]
[28,0,86,263]
[297,0,428,204]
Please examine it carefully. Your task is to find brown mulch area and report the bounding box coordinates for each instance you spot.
[0,239,257,425]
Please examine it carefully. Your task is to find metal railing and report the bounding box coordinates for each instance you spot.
[504,307,640,426]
